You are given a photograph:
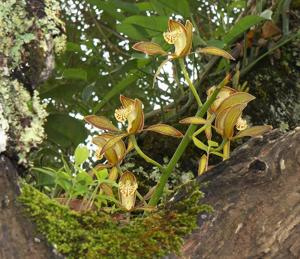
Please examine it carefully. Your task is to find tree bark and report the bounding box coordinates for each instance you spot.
[169,128,300,258]
[0,155,60,259]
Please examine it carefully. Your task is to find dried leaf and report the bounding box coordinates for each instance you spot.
[262,21,281,39]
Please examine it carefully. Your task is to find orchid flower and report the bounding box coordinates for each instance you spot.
[84,95,183,156]
[133,19,193,59]
[118,171,138,211]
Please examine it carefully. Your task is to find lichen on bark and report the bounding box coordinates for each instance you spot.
[0,0,66,164]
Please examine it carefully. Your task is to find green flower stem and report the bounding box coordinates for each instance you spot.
[130,135,164,172]
[223,140,230,160]
[192,114,216,137]
[178,58,203,107]
[148,75,229,206]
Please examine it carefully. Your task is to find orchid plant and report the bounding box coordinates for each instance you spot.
[37,17,272,213]
[83,18,272,210]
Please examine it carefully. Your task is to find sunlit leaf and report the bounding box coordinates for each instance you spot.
[95,168,109,180]
[74,145,89,165]
[144,124,183,138]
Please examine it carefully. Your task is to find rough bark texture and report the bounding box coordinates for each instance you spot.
[0,155,59,259]
[170,128,300,259]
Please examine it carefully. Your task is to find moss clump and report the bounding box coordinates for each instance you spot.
[19,182,211,258]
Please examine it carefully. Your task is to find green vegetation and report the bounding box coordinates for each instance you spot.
[19,182,211,258]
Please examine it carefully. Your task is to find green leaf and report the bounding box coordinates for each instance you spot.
[45,114,88,148]
[223,15,266,45]
[55,171,72,191]
[66,42,82,52]
[117,16,168,40]
[87,0,139,20]
[63,68,87,81]
[192,136,208,152]
[208,140,219,147]
[76,171,93,186]
[93,69,143,113]
[149,0,190,18]
[74,145,89,165]
[95,169,109,181]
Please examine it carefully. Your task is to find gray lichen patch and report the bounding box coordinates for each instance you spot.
[0,77,48,164]
[0,0,66,164]
[0,0,66,77]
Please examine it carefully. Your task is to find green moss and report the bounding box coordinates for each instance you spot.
[19,182,211,258]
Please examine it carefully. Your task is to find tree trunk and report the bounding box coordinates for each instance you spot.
[169,128,300,258]
[0,155,59,259]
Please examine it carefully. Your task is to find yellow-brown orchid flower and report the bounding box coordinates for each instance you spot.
[118,171,138,211]
[206,86,237,113]
[114,95,144,134]
[84,95,183,156]
[211,88,272,140]
[92,133,126,168]
[163,19,193,58]
[132,19,193,59]
[180,87,272,141]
